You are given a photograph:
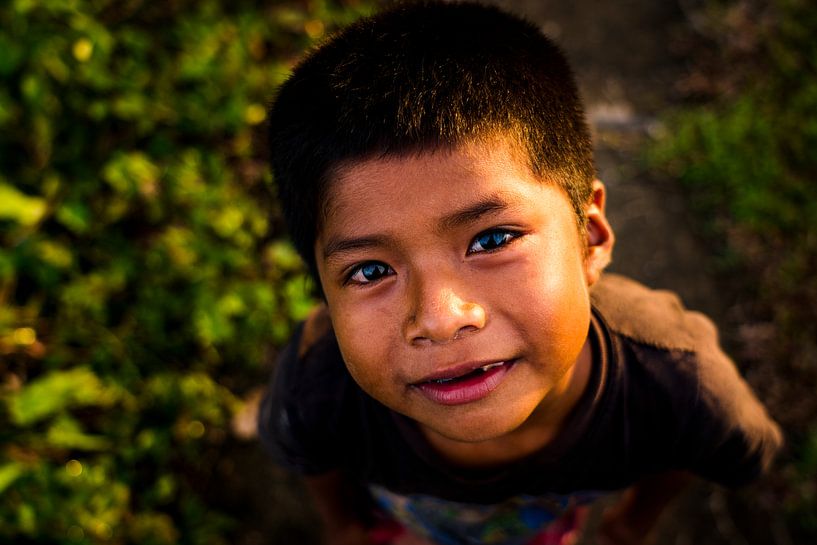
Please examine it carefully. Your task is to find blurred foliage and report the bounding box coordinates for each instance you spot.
[650,0,817,539]
[0,0,373,543]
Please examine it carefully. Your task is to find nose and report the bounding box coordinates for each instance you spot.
[404,274,487,345]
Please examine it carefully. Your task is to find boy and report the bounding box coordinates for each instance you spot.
[258,2,782,544]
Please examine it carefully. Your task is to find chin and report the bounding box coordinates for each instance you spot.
[423,406,531,444]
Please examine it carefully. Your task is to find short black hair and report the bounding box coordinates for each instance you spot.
[267,0,595,278]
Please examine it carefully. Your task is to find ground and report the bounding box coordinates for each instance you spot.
[226,2,791,544]
[486,2,789,544]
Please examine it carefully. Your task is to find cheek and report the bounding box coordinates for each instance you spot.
[507,242,590,340]
[332,306,400,393]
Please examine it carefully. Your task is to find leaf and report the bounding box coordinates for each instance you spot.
[0,463,24,495]
[102,151,159,196]
[55,200,90,234]
[0,33,24,76]
[46,415,112,451]
[0,182,46,226]
[8,367,118,427]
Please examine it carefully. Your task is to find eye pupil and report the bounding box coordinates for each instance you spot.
[362,263,386,280]
[468,229,518,254]
[478,231,508,250]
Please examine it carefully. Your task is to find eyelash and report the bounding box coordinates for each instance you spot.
[344,228,523,286]
[345,261,394,285]
[467,228,522,254]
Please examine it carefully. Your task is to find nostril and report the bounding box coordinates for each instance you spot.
[452,325,479,341]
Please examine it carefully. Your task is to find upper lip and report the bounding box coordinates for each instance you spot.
[412,359,512,384]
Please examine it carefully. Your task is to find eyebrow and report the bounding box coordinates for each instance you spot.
[321,194,511,263]
[322,234,391,263]
[437,194,510,231]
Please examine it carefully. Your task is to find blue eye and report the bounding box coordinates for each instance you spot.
[468,229,518,254]
[348,261,393,284]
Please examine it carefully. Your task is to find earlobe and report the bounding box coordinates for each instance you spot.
[584,180,615,286]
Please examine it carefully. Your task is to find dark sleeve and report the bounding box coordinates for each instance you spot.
[674,311,783,487]
[257,311,352,475]
[591,274,782,488]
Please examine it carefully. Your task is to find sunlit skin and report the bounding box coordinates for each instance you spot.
[315,137,614,467]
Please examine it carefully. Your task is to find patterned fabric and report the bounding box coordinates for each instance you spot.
[369,484,598,545]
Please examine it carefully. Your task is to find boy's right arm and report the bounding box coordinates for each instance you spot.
[258,308,380,544]
[305,470,372,545]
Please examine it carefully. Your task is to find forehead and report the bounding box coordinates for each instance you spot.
[322,138,541,224]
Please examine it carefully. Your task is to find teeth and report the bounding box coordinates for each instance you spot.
[428,362,506,385]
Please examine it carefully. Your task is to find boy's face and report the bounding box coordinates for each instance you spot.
[315,138,612,444]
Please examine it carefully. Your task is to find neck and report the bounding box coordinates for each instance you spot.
[420,337,594,468]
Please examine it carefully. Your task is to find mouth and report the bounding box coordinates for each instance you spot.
[412,359,517,406]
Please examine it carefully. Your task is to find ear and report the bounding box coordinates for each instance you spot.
[584,180,615,286]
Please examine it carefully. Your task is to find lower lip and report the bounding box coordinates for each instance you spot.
[413,361,515,406]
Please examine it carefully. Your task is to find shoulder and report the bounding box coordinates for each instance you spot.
[590,274,782,486]
[589,272,715,352]
[297,304,335,359]
[589,274,749,407]
[257,305,355,473]
[589,273,752,415]
[271,305,348,400]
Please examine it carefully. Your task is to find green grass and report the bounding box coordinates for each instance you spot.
[650,0,817,539]
[0,1,373,543]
